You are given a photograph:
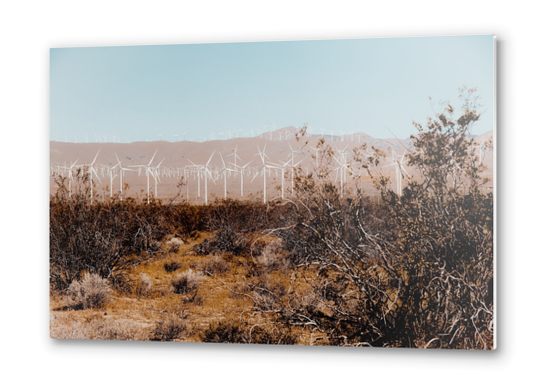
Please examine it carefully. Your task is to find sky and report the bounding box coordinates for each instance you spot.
[50,35,494,143]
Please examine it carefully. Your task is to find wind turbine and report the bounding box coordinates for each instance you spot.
[188,151,216,204]
[235,160,252,197]
[269,158,300,200]
[333,146,350,198]
[288,144,303,193]
[104,164,118,198]
[84,150,101,204]
[309,145,321,168]
[66,158,79,198]
[384,150,410,196]
[150,158,165,199]
[219,153,236,199]
[129,150,158,204]
[114,153,135,200]
[473,142,485,165]
[227,145,241,169]
[252,145,278,204]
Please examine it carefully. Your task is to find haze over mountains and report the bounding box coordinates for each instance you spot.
[50,126,494,202]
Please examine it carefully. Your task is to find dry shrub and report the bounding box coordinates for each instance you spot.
[151,313,189,341]
[201,319,297,345]
[136,273,153,297]
[65,273,112,309]
[268,93,494,349]
[50,313,149,341]
[202,255,230,275]
[164,260,182,273]
[171,269,203,294]
[192,199,272,256]
[255,238,292,274]
[50,170,170,290]
[201,319,248,343]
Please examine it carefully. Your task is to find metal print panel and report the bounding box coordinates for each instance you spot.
[49,36,495,349]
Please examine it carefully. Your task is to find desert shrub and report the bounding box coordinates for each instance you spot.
[164,261,182,273]
[151,313,189,341]
[257,89,494,349]
[202,255,230,275]
[255,238,292,274]
[201,320,297,345]
[171,269,203,294]
[249,324,298,345]
[166,203,208,236]
[136,273,153,297]
[50,313,149,341]
[201,320,249,343]
[192,199,274,256]
[65,273,112,310]
[50,170,171,290]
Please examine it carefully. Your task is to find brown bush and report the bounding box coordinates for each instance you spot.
[50,170,171,290]
[151,313,189,341]
[252,90,494,349]
[171,269,203,294]
[135,273,153,297]
[201,255,230,275]
[201,319,297,345]
[164,261,182,273]
[65,273,112,309]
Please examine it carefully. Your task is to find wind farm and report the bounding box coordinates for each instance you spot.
[50,125,494,205]
[49,37,494,349]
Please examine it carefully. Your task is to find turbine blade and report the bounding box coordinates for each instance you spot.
[148,150,158,166]
[91,149,101,165]
[207,150,216,166]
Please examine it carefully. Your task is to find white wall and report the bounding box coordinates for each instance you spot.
[1,1,537,383]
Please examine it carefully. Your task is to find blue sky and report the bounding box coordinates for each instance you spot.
[50,35,494,142]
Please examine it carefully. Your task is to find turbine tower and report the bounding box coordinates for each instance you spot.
[83,150,101,204]
[188,151,216,205]
[384,150,410,196]
[129,149,158,204]
[252,145,278,204]
[219,152,236,199]
[333,146,350,198]
[67,158,79,198]
[114,153,135,201]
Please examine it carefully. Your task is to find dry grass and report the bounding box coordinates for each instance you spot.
[50,231,313,343]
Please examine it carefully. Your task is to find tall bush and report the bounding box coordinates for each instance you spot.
[261,87,493,349]
[50,169,169,290]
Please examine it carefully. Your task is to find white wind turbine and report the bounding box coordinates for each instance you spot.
[67,158,79,198]
[114,153,135,201]
[288,143,303,192]
[84,150,101,204]
[473,141,485,165]
[227,145,241,169]
[188,151,216,205]
[333,146,350,198]
[234,160,253,197]
[150,158,165,199]
[384,150,410,196]
[309,145,321,168]
[269,158,301,200]
[129,149,158,205]
[219,153,236,199]
[252,145,278,204]
[104,164,118,198]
